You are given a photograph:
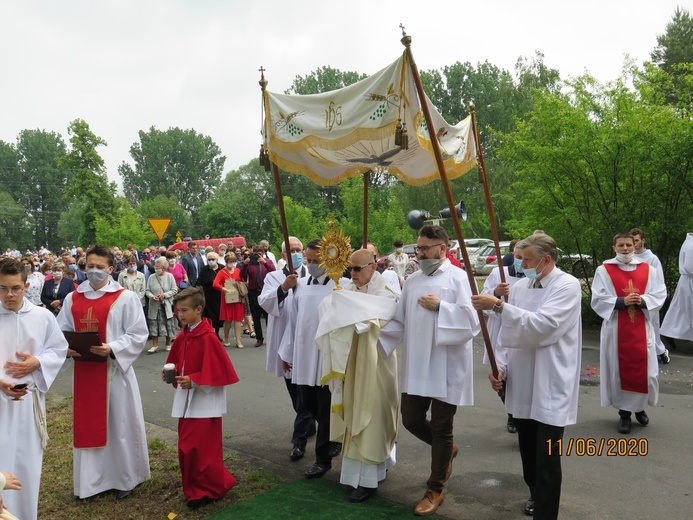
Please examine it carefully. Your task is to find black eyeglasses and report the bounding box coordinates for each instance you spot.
[414,244,444,253]
[347,262,373,273]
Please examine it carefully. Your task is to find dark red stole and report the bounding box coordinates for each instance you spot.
[71,289,124,448]
[603,263,649,394]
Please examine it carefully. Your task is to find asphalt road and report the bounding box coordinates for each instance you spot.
[49,327,693,519]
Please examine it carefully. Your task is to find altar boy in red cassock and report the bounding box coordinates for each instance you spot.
[164,287,239,510]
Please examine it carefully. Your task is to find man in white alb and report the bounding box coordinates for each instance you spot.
[660,233,693,349]
[382,225,479,516]
[473,233,582,519]
[58,245,150,500]
[316,248,398,503]
[0,257,68,520]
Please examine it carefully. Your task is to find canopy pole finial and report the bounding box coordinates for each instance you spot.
[258,65,268,91]
[399,24,411,48]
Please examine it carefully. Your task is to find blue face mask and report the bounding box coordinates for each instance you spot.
[291,252,303,268]
[513,259,524,273]
[523,259,545,280]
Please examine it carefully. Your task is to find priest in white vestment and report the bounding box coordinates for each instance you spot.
[278,238,349,480]
[0,257,68,520]
[660,233,693,346]
[381,226,479,517]
[258,237,314,462]
[316,249,398,503]
[630,227,669,362]
[473,233,582,520]
[57,245,151,500]
[592,233,666,434]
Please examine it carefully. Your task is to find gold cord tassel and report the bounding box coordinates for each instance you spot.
[400,122,408,150]
[394,119,402,146]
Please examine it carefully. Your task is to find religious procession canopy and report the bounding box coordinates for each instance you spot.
[262,52,477,186]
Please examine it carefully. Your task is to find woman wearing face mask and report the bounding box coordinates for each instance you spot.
[39,261,75,316]
[217,245,228,267]
[196,252,223,337]
[213,252,245,348]
[22,256,45,306]
[165,251,189,289]
[388,240,408,278]
[118,256,147,315]
[145,257,178,353]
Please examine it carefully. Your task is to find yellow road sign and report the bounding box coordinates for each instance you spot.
[148,218,172,241]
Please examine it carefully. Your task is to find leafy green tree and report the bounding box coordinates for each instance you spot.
[651,7,693,72]
[119,127,225,214]
[94,198,150,248]
[270,196,322,251]
[59,119,118,247]
[56,200,86,248]
[13,130,70,250]
[285,66,367,95]
[499,70,693,290]
[0,192,35,250]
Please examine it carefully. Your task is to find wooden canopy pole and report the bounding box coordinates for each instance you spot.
[401,29,499,380]
[469,103,508,299]
[362,171,370,248]
[260,68,294,273]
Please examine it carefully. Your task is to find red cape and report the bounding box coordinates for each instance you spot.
[166,318,239,387]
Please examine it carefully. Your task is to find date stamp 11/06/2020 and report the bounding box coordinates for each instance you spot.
[548,437,648,457]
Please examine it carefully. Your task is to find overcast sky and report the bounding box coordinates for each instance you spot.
[0,0,686,186]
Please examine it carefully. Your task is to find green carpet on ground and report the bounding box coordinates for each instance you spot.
[206,478,414,519]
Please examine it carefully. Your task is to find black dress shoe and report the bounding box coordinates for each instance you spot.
[187,496,214,509]
[254,339,264,348]
[618,411,632,434]
[115,489,132,500]
[327,442,342,458]
[524,498,534,516]
[290,445,305,461]
[635,411,649,425]
[658,350,670,364]
[305,462,331,479]
[506,414,517,434]
[349,485,377,503]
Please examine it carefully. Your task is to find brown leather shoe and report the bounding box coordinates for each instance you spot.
[414,489,444,516]
[443,443,459,482]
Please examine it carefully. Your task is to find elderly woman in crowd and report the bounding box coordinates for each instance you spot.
[195,250,223,337]
[40,261,74,315]
[213,252,245,348]
[217,244,228,267]
[21,256,44,306]
[119,255,147,314]
[146,256,178,353]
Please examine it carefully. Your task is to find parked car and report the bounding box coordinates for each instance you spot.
[472,241,512,275]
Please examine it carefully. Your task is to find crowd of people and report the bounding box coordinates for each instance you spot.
[0,228,691,519]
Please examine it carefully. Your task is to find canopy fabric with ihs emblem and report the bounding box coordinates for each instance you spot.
[263,52,477,186]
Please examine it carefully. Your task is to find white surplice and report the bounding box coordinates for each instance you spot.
[480,266,522,366]
[57,279,151,498]
[497,268,582,427]
[380,260,480,406]
[0,299,68,520]
[591,259,666,411]
[635,248,667,354]
[316,272,399,489]
[278,275,349,386]
[660,233,693,342]
[258,266,306,377]
[380,268,402,296]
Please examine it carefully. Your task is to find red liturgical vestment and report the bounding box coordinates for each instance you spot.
[603,263,649,394]
[71,289,124,448]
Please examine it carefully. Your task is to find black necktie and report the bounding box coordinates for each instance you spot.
[313,278,319,285]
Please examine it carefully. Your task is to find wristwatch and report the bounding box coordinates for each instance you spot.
[492,299,503,313]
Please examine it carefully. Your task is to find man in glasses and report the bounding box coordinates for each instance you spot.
[0,257,68,520]
[381,225,480,516]
[316,248,399,503]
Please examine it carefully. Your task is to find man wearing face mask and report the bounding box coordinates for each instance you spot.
[278,239,349,480]
[57,245,151,501]
[258,237,314,462]
[473,233,582,519]
[591,233,666,435]
[381,225,480,516]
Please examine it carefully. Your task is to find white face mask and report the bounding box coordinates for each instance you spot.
[168,259,176,266]
[616,252,634,264]
[155,268,164,275]
[208,260,217,268]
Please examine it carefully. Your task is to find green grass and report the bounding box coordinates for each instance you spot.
[38,393,282,519]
